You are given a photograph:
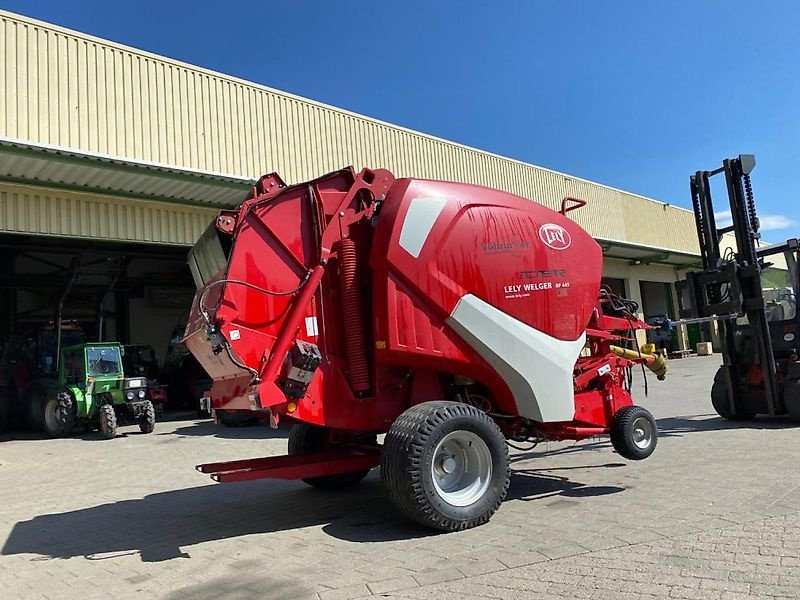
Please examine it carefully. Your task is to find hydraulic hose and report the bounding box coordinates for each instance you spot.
[609,345,668,380]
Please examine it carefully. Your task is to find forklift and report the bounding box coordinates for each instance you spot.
[681,155,800,420]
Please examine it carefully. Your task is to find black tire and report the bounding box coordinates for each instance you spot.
[43,395,64,437]
[0,389,10,433]
[783,379,800,421]
[59,390,77,432]
[139,400,156,434]
[26,384,48,432]
[381,401,510,532]
[288,423,374,490]
[711,379,755,421]
[217,409,259,427]
[610,405,658,460]
[98,404,117,439]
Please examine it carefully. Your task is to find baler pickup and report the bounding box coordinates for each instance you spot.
[197,448,381,484]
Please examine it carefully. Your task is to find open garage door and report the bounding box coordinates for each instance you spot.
[0,233,211,432]
[0,234,196,364]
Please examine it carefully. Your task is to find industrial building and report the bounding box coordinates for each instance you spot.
[0,9,704,374]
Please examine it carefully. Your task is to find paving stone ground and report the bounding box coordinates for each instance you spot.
[1,356,799,599]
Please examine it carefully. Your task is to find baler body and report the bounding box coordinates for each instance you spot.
[185,167,663,529]
[185,168,603,432]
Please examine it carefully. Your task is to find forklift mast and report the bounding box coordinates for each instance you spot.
[684,155,783,415]
[681,155,800,419]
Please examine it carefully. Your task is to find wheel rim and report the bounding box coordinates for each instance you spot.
[44,400,59,432]
[631,416,654,450]
[431,430,492,507]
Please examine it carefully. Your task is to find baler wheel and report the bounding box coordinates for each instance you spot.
[217,409,259,428]
[288,424,375,490]
[139,400,156,434]
[381,401,510,532]
[98,404,118,440]
[610,405,658,460]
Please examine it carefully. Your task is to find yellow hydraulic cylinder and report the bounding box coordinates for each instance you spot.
[609,345,668,380]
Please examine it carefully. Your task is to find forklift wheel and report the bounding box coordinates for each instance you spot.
[139,400,156,434]
[288,424,375,490]
[610,405,658,460]
[99,404,117,439]
[783,380,800,421]
[711,380,755,421]
[381,401,510,532]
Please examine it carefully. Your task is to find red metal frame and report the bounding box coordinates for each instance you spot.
[198,448,381,483]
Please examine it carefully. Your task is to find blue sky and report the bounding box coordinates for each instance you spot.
[3,1,799,235]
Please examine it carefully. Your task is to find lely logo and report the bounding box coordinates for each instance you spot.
[538,223,571,250]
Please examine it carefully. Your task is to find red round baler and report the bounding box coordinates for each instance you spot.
[184,167,666,531]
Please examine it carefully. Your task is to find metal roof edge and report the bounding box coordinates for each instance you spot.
[0,178,225,212]
[0,9,693,215]
[0,135,255,187]
[595,236,701,259]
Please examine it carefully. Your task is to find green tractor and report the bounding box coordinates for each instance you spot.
[42,343,156,439]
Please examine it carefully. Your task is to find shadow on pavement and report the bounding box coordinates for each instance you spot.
[154,410,209,423]
[165,420,290,440]
[508,438,613,460]
[508,467,626,502]
[2,477,387,562]
[1,467,622,559]
[656,414,799,436]
[1,428,159,443]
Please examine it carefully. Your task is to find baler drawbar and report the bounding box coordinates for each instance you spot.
[185,166,666,531]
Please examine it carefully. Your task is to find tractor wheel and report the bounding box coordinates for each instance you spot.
[381,401,510,531]
[139,400,156,434]
[288,423,376,490]
[610,405,658,460]
[711,379,755,420]
[43,395,64,437]
[98,404,118,439]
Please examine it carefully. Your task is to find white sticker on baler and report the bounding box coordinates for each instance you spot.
[399,197,447,258]
[305,316,319,337]
[229,329,241,340]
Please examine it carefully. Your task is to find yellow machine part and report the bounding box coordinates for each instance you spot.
[609,345,669,380]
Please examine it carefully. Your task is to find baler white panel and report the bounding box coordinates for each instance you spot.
[446,294,585,422]
[398,197,447,258]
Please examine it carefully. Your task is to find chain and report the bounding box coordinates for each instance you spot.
[743,173,759,233]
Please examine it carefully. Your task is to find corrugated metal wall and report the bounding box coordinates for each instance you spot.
[0,10,699,254]
[0,183,216,245]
